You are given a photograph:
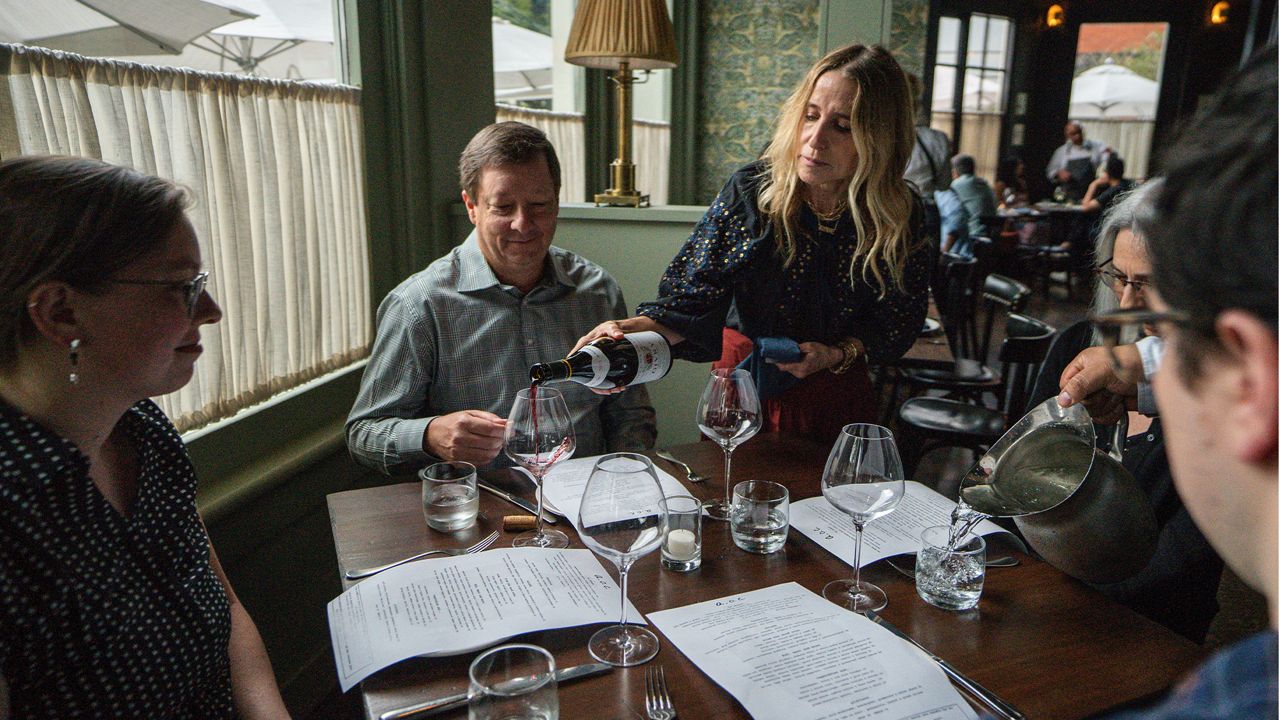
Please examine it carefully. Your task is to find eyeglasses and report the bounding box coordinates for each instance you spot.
[1091,308,1191,384]
[108,270,209,317]
[1093,259,1151,295]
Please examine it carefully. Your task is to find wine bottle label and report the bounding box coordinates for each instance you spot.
[578,345,611,388]
[628,331,672,385]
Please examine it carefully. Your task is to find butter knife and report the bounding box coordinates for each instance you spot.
[477,480,556,524]
[378,661,611,719]
[866,611,1025,720]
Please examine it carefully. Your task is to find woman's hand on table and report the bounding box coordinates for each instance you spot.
[771,341,844,379]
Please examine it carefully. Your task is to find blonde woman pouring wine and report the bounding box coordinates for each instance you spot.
[575,44,930,443]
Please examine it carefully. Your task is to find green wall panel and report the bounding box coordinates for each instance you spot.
[889,0,930,78]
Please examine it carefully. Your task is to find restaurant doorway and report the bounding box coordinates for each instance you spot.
[1067,23,1169,180]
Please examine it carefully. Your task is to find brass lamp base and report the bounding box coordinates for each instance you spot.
[593,189,650,207]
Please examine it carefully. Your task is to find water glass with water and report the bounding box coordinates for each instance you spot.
[916,525,986,611]
[730,480,789,554]
[468,643,558,720]
[420,461,479,532]
[661,494,702,572]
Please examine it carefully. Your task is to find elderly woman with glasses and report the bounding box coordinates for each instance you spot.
[1025,180,1223,643]
[0,156,289,717]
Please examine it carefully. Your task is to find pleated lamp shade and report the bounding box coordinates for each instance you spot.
[564,0,679,70]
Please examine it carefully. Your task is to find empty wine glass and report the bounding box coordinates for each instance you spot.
[696,368,761,520]
[504,386,576,548]
[821,423,906,613]
[577,453,666,666]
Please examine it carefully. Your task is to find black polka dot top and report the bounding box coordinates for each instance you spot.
[0,398,234,718]
[638,160,931,364]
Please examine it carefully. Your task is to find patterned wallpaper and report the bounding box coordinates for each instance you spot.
[889,0,930,79]
[693,1,931,204]
[696,1,820,203]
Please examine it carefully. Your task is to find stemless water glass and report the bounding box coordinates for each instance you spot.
[504,387,576,548]
[696,368,761,520]
[821,424,906,613]
[468,643,558,720]
[577,453,666,666]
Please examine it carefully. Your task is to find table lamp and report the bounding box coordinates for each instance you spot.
[564,0,679,207]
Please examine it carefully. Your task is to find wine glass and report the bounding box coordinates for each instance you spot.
[821,423,906,613]
[696,368,762,520]
[577,453,666,666]
[504,386,576,548]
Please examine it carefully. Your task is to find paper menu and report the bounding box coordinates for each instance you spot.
[538,455,690,532]
[791,481,1020,568]
[327,548,640,691]
[647,582,979,720]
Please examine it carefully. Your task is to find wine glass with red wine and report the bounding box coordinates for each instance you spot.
[505,386,576,548]
[696,368,761,520]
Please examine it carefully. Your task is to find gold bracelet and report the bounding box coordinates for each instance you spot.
[831,338,861,375]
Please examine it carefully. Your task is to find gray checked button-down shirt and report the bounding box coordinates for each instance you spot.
[346,232,657,474]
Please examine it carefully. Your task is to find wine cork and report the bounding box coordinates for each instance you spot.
[502,515,538,531]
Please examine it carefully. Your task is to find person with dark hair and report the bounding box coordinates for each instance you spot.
[947,153,997,244]
[1082,155,1135,216]
[993,155,1029,208]
[1027,180,1222,643]
[0,156,289,717]
[1046,121,1113,202]
[1058,46,1276,718]
[347,121,656,473]
[572,45,930,446]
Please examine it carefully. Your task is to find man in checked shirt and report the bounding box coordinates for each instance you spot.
[346,122,656,473]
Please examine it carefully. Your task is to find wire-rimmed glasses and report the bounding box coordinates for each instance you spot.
[108,270,210,317]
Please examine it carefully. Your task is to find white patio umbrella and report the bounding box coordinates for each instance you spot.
[116,0,337,81]
[0,0,252,56]
[493,17,551,103]
[1069,60,1159,119]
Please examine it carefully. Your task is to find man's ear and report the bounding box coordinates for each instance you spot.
[462,190,479,225]
[1215,310,1278,464]
[24,281,82,349]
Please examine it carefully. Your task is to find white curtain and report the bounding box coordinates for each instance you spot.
[1072,119,1155,180]
[495,103,670,206]
[496,103,585,203]
[0,43,371,432]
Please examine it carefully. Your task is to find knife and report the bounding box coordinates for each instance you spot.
[477,480,557,524]
[378,661,611,720]
[866,611,1026,720]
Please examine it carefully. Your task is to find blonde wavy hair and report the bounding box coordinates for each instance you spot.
[757,44,917,295]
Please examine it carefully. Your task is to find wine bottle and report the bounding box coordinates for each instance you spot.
[530,331,672,389]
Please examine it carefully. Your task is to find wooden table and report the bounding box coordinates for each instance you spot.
[896,303,955,371]
[328,435,1201,720]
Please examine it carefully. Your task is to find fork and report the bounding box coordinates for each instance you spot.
[655,450,707,484]
[345,530,500,580]
[645,665,676,720]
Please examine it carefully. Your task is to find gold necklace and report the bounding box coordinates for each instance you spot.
[805,199,848,234]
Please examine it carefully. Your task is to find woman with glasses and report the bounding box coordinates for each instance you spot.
[1026,179,1223,643]
[574,45,929,443]
[0,156,289,717]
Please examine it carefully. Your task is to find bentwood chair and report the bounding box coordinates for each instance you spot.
[896,313,1056,479]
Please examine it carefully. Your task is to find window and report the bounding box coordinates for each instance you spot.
[0,0,369,433]
[1068,23,1167,179]
[491,0,671,204]
[930,13,1013,180]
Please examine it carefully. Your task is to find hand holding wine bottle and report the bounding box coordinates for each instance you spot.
[568,317,685,394]
[533,330,672,391]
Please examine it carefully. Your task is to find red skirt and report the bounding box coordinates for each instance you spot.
[712,328,877,446]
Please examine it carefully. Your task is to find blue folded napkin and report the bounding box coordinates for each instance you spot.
[736,336,803,401]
